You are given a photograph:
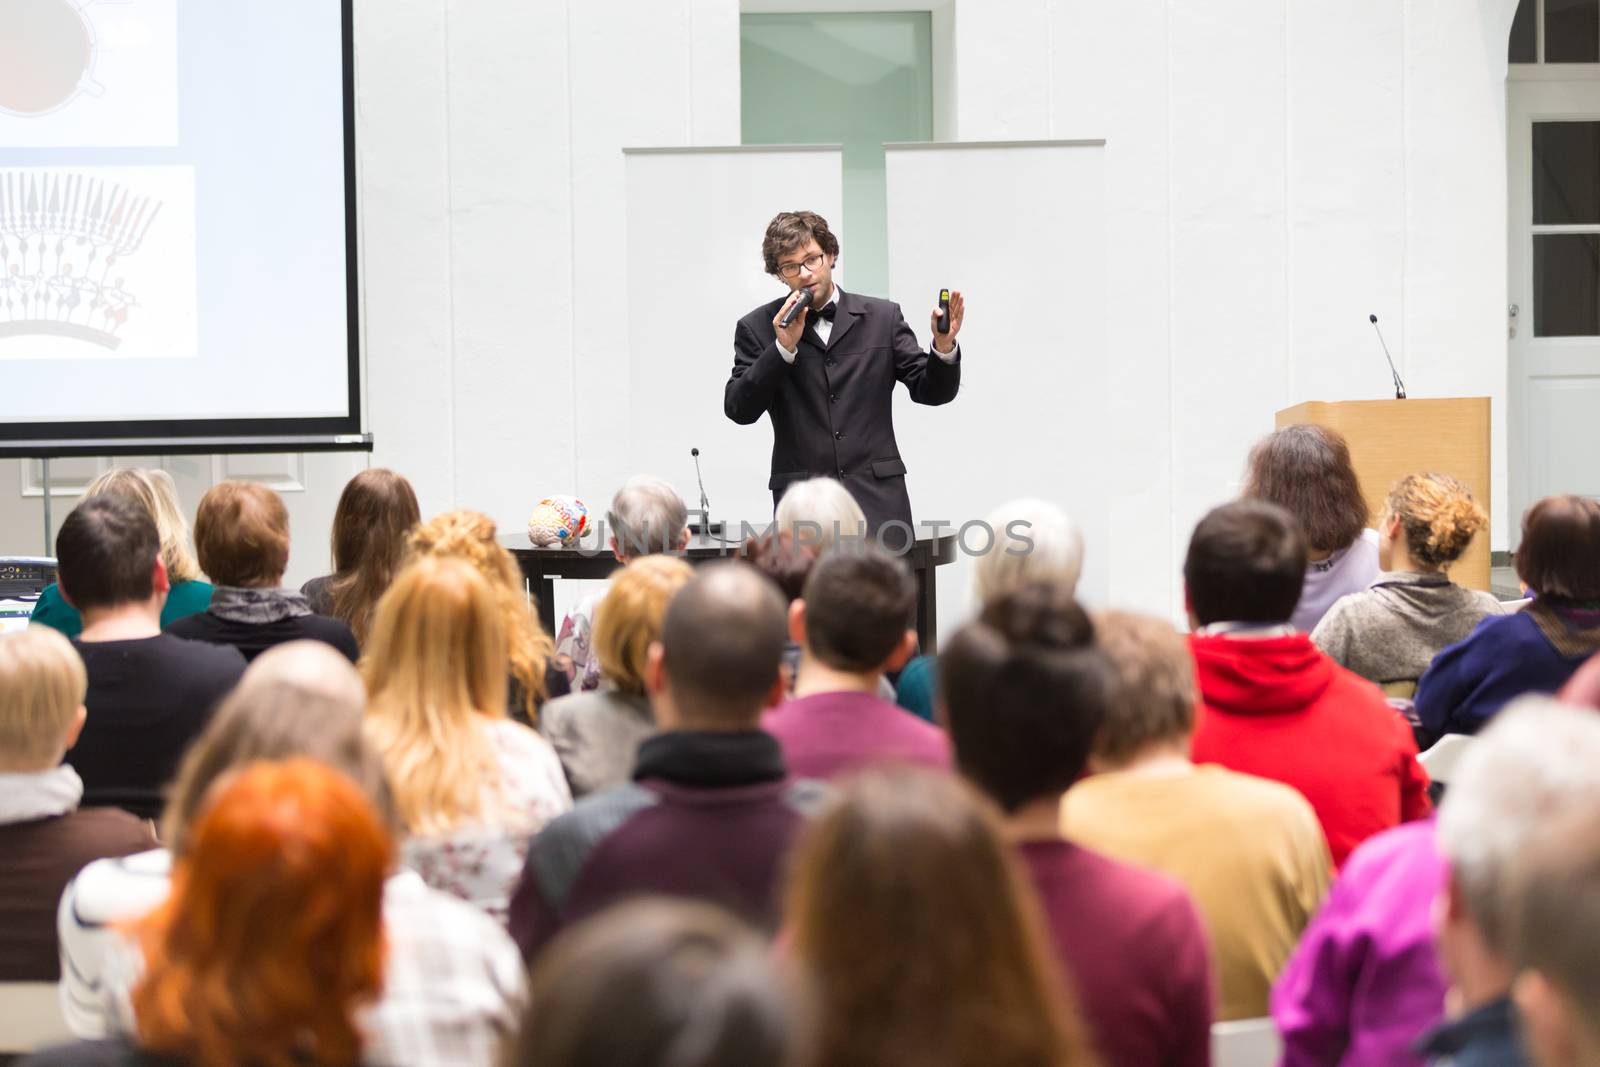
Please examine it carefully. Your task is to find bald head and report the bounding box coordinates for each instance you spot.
[658,563,788,726]
[240,640,366,710]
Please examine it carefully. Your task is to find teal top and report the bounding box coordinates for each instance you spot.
[894,653,939,724]
[28,579,215,639]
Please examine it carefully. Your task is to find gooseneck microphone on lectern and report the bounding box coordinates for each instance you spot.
[688,447,724,537]
[1369,314,1407,400]
[778,286,814,329]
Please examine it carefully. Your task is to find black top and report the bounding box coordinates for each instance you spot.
[165,610,359,664]
[67,635,247,820]
[22,1038,363,1067]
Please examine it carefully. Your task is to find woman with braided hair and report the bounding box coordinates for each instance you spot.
[1311,471,1503,693]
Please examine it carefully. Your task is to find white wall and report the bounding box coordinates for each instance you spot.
[953,0,1520,616]
[1,0,1523,624]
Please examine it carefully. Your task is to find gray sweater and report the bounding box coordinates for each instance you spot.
[1310,571,1507,686]
[539,689,656,799]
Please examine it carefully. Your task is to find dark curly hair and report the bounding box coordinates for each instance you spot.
[762,211,840,276]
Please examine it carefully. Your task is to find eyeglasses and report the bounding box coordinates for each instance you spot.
[776,252,827,279]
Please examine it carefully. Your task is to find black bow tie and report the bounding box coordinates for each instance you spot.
[811,300,837,323]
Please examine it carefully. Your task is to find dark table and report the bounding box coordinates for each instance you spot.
[502,531,960,654]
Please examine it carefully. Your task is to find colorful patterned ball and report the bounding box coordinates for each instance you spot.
[527,495,589,547]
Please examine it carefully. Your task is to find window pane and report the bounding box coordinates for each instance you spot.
[1510,0,1536,62]
[1535,234,1600,337]
[1547,0,1600,63]
[1534,122,1600,225]
[741,13,934,298]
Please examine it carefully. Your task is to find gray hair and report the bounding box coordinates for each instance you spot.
[973,498,1084,607]
[1438,695,1600,954]
[775,478,867,553]
[608,475,689,558]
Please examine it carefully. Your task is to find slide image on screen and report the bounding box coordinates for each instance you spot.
[0,0,178,147]
[0,166,197,360]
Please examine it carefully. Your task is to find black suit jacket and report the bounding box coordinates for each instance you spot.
[724,289,961,537]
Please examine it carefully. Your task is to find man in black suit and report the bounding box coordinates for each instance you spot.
[724,211,965,541]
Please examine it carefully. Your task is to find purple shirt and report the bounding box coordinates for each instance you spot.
[1272,818,1447,1067]
[1292,529,1381,634]
[763,690,950,780]
[1022,840,1214,1067]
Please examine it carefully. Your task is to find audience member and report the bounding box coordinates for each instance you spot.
[1272,819,1449,1067]
[541,555,693,797]
[61,641,530,1064]
[509,563,820,961]
[941,585,1212,1067]
[556,475,691,692]
[408,509,566,723]
[1420,698,1600,1064]
[897,496,1083,722]
[1062,610,1330,1021]
[764,545,948,778]
[785,766,1099,1067]
[738,529,820,693]
[166,480,359,662]
[56,496,245,819]
[774,476,868,552]
[1414,494,1600,744]
[363,556,571,922]
[30,468,212,638]
[27,760,391,1067]
[1312,472,1502,692]
[0,628,154,983]
[1506,806,1600,1067]
[1243,425,1379,633]
[506,899,810,1067]
[1185,500,1430,867]
[301,467,421,645]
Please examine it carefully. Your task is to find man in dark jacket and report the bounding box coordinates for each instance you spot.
[508,562,824,961]
[724,210,964,539]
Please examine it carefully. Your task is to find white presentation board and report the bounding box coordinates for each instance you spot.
[886,140,1109,636]
[623,146,844,535]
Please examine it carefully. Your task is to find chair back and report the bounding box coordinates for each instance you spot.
[1419,733,1475,785]
[0,981,72,1053]
[1212,1017,1282,1067]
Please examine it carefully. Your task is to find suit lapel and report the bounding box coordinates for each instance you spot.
[825,289,863,350]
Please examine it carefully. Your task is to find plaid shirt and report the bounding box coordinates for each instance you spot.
[88,866,527,1067]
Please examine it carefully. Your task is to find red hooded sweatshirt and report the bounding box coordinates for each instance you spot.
[1188,632,1431,868]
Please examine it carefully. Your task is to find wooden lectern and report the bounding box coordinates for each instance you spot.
[1275,398,1491,591]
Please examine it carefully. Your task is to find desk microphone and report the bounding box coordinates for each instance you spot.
[778,286,814,329]
[689,448,724,537]
[1369,314,1407,399]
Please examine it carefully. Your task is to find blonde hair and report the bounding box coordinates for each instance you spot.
[1383,472,1487,571]
[593,555,694,694]
[775,478,867,552]
[0,628,86,768]
[83,468,202,583]
[407,510,554,717]
[362,555,508,835]
[973,498,1084,607]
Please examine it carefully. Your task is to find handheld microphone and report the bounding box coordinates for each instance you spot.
[778,286,813,329]
[1368,314,1407,400]
[688,448,723,537]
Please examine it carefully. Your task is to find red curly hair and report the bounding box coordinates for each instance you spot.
[131,759,392,1067]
